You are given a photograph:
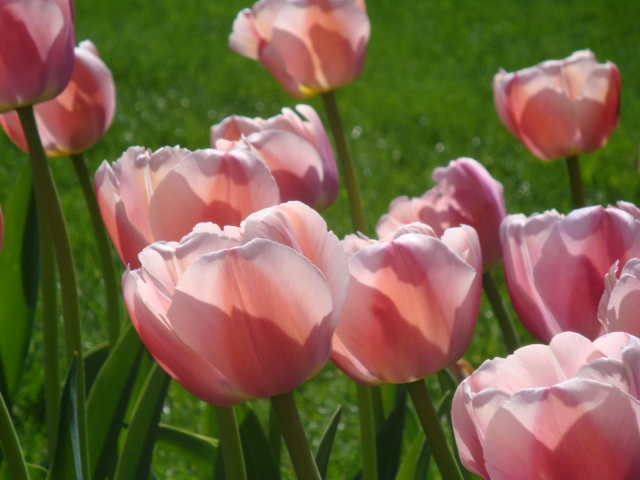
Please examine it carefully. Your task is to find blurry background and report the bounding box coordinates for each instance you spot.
[1,0,639,477]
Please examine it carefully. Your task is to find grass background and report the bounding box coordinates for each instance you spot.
[1,0,640,478]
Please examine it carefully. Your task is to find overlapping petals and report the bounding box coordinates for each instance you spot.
[377,158,505,271]
[0,0,75,112]
[229,0,370,97]
[453,332,640,480]
[501,205,640,342]
[211,105,338,210]
[0,40,115,156]
[122,201,349,405]
[598,258,640,337]
[493,50,620,160]
[94,145,281,268]
[332,223,482,385]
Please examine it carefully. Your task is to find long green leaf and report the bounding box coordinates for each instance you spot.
[395,432,429,480]
[314,405,342,480]
[239,409,280,480]
[86,324,143,480]
[47,356,83,480]
[155,423,218,470]
[0,165,39,405]
[112,362,170,480]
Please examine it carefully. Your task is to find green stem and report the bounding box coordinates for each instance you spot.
[268,402,282,464]
[270,391,322,480]
[215,406,247,480]
[0,391,29,480]
[71,153,120,347]
[321,90,367,234]
[565,154,585,209]
[16,105,89,478]
[356,383,378,480]
[37,199,60,457]
[406,379,464,480]
[482,271,519,354]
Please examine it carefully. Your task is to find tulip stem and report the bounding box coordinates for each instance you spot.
[71,153,120,347]
[406,378,464,480]
[482,272,519,354]
[356,383,378,480]
[37,197,60,456]
[270,391,322,480]
[0,390,29,480]
[16,105,89,478]
[215,405,248,480]
[321,90,367,234]
[566,155,585,209]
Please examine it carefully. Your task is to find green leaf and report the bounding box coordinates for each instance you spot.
[86,324,144,480]
[395,432,430,480]
[239,409,280,480]
[47,356,83,480]
[155,423,218,471]
[354,386,407,480]
[0,165,39,405]
[83,342,109,395]
[112,362,170,480]
[27,464,49,480]
[314,405,342,480]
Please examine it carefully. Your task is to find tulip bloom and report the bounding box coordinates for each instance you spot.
[493,50,620,160]
[94,146,281,268]
[501,205,640,342]
[331,223,482,385]
[0,41,115,156]
[377,158,505,271]
[122,201,349,406]
[453,331,640,480]
[229,0,370,98]
[0,0,75,112]
[211,105,338,210]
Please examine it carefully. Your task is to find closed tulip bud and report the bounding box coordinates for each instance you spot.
[332,223,483,385]
[229,0,370,98]
[211,105,338,210]
[0,0,75,112]
[453,331,640,480]
[501,205,640,342]
[122,201,349,406]
[94,145,281,268]
[377,157,506,271]
[0,40,115,156]
[493,50,620,160]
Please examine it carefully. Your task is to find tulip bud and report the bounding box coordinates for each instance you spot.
[493,50,620,160]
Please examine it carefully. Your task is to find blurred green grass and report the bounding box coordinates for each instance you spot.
[1,0,639,478]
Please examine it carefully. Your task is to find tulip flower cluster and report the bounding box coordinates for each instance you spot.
[2,1,640,479]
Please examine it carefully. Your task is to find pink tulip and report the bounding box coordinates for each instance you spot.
[94,145,281,268]
[501,205,640,343]
[331,222,482,385]
[122,201,349,405]
[453,331,640,480]
[211,105,338,210]
[229,0,370,98]
[0,0,75,112]
[493,50,620,160]
[598,258,640,337]
[377,158,505,271]
[0,40,115,156]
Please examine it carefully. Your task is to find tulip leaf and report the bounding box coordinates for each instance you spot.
[112,362,171,480]
[46,356,83,480]
[83,342,109,395]
[394,432,430,480]
[0,165,39,406]
[239,409,281,480]
[86,324,144,480]
[314,405,342,479]
[0,463,48,480]
[155,423,218,471]
[354,386,407,480]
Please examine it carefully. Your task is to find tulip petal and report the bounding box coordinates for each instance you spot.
[168,239,334,398]
[483,379,640,480]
